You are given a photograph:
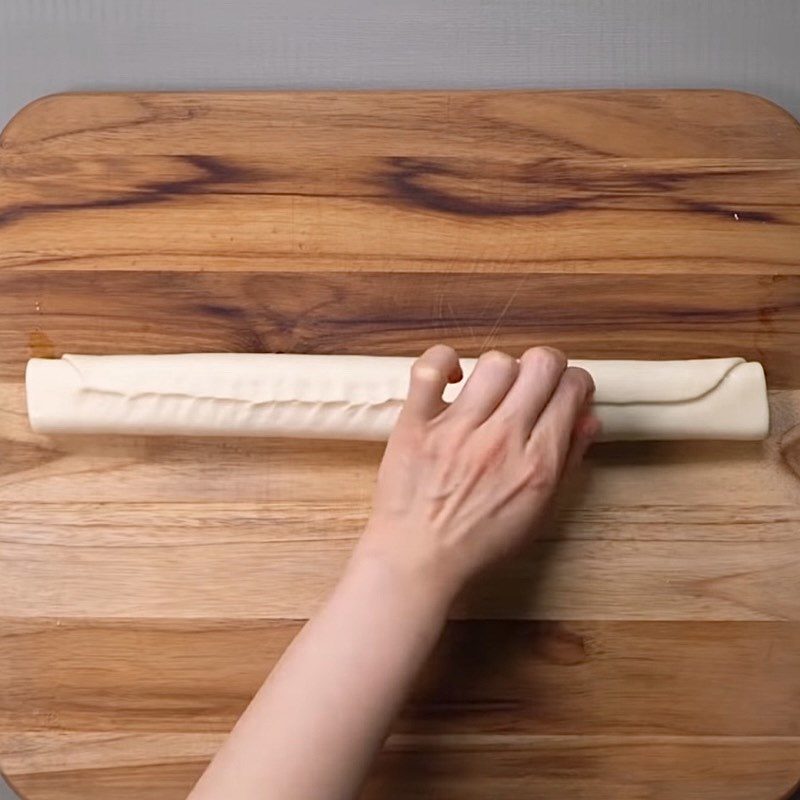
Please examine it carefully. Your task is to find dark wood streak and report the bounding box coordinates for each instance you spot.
[195,304,250,320]
[680,200,776,223]
[778,779,800,800]
[0,150,785,234]
[383,156,782,222]
[2,270,798,383]
[0,155,255,228]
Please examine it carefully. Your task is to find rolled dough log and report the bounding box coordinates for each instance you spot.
[25,354,769,441]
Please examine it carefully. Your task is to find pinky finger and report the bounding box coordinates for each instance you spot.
[564,413,602,475]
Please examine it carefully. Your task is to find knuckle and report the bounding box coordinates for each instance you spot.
[562,366,593,397]
[413,345,460,385]
[425,343,457,362]
[479,435,512,469]
[411,360,442,383]
[523,452,558,491]
[479,349,517,372]
[522,346,567,373]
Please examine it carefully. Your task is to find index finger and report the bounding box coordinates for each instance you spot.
[401,345,463,421]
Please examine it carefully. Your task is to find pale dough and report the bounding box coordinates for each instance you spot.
[25,354,769,441]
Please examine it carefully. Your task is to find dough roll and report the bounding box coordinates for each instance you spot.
[26,353,769,441]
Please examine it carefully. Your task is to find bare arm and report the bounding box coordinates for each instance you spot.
[188,345,598,800]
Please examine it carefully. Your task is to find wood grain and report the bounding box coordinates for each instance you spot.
[2,733,800,800]
[2,155,798,274]
[2,90,800,798]
[4,91,800,158]
[2,271,800,384]
[3,619,800,736]
[2,498,800,620]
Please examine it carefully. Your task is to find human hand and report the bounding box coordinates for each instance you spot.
[190,345,599,800]
[355,345,599,605]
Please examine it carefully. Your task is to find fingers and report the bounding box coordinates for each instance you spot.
[493,347,568,435]
[447,350,519,425]
[527,366,595,480]
[564,412,602,474]
[402,345,463,421]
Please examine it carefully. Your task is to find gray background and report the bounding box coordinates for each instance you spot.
[1,1,798,798]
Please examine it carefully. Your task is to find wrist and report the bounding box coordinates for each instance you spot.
[346,539,455,625]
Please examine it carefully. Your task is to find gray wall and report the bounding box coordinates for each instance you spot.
[2,0,800,129]
[1,1,799,799]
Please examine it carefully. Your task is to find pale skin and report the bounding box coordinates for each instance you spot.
[189,345,599,800]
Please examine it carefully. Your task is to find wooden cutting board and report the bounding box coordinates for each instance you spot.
[2,90,800,800]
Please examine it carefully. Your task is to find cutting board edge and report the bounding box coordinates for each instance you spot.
[3,87,800,150]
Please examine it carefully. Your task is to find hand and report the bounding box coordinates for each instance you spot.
[191,345,598,800]
[355,345,599,605]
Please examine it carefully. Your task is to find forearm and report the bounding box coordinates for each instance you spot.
[189,547,449,800]
[189,345,595,800]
